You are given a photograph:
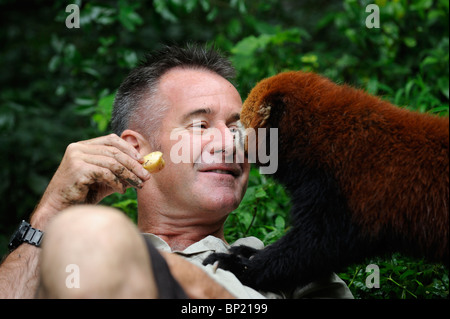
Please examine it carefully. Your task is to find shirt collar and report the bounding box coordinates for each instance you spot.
[142,233,264,255]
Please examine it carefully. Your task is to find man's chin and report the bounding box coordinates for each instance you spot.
[200,192,241,213]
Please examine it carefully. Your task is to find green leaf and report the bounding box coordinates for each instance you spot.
[48,56,61,72]
[438,78,449,99]
[403,37,417,48]
[82,66,100,78]
[255,188,267,199]
[122,50,138,68]
[75,97,95,106]
[119,7,143,32]
[93,92,115,132]
[274,215,285,230]
[366,78,379,95]
[97,93,115,115]
[92,113,109,132]
[154,0,178,22]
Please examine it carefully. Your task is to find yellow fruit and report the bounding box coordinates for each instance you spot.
[142,151,165,173]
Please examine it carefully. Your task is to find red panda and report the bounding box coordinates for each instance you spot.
[204,71,449,292]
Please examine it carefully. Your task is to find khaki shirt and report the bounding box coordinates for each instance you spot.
[143,233,354,299]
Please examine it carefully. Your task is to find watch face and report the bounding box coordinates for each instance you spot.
[8,230,21,250]
[8,221,29,250]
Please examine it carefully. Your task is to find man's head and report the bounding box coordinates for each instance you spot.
[112,44,250,236]
[112,44,236,149]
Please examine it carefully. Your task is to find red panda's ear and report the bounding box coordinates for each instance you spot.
[256,102,272,127]
[242,78,287,129]
[257,92,286,128]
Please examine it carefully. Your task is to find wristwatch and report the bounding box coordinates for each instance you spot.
[8,220,44,251]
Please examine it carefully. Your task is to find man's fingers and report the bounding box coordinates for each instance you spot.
[82,154,145,189]
[82,165,129,202]
[59,163,128,205]
[80,133,144,163]
[76,136,151,182]
[84,145,151,181]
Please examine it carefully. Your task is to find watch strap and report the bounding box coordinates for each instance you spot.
[23,226,44,247]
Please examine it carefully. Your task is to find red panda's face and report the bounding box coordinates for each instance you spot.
[240,71,324,162]
[240,72,301,162]
[241,76,272,158]
[241,71,316,130]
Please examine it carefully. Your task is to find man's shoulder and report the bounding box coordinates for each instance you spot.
[231,236,265,250]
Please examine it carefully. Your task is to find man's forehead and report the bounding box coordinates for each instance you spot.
[158,68,242,116]
[159,68,238,98]
[182,107,241,122]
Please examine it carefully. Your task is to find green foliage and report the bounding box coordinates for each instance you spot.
[99,187,139,224]
[230,26,312,95]
[321,0,449,115]
[339,254,449,299]
[224,167,291,245]
[1,0,448,298]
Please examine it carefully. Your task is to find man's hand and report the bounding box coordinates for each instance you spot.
[31,133,151,229]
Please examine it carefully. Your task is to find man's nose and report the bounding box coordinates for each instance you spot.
[209,125,236,158]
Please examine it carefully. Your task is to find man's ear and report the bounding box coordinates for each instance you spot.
[121,129,152,155]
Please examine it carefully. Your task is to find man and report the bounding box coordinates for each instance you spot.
[0,44,353,298]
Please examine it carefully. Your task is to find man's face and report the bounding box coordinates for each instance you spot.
[143,68,250,220]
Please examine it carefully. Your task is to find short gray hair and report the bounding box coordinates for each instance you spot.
[111,43,236,148]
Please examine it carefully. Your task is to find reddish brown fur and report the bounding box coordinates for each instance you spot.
[241,71,449,261]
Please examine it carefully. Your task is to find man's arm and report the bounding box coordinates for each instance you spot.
[0,134,150,298]
[0,245,41,298]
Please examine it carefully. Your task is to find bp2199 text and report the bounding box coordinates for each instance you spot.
[225,303,268,314]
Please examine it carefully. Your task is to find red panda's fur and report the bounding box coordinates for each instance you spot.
[242,71,449,260]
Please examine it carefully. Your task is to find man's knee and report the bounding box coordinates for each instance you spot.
[38,205,157,298]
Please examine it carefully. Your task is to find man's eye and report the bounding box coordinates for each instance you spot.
[229,128,239,136]
[191,122,207,130]
[229,123,244,136]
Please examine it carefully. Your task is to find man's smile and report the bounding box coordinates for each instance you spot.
[196,163,243,177]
